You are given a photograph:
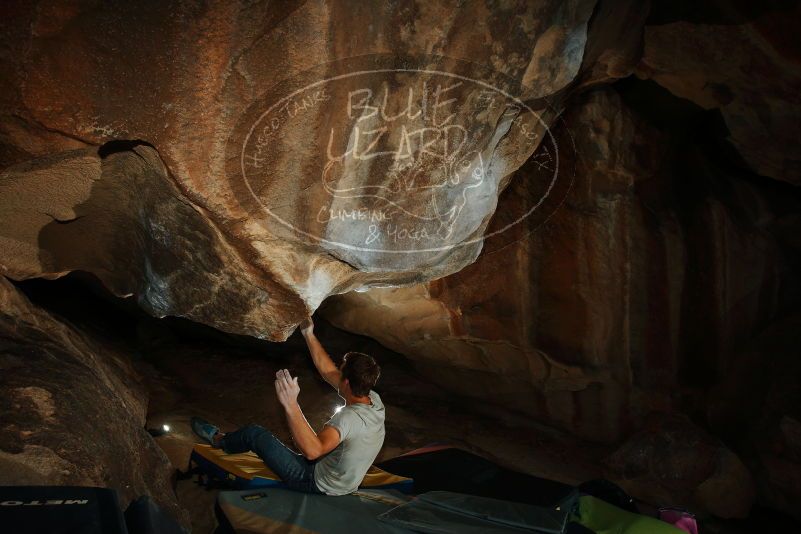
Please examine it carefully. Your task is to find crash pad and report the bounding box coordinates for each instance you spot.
[190,444,413,491]
[216,488,414,533]
[572,496,684,534]
[0,486,127,534]
[376,446,575,506]
[377,490,577,534]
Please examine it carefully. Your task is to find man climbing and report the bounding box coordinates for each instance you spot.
[190,317,385,495]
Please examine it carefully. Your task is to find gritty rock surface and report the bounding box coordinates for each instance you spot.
[0,277,188,527]
[604,413,755,519]
[0,145,305,340]
[0,0,622,339]
[637,1,801,186]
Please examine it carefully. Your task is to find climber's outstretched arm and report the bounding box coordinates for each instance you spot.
[300,317,342,389]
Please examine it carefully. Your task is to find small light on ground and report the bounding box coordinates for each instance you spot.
[162,424,171,432]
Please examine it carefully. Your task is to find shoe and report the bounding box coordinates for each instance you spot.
[191,416,220,447]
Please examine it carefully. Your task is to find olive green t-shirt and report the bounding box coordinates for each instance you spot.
[313,390,386,495]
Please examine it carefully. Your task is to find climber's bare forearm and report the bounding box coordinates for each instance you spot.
[283,401,322,459]
[302,328,341,388]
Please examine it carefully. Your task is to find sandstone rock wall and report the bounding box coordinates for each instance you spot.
[1,0,800,522]
[323,85,800,444]
[0,0,627,339]
[0,276,187,526]
[0,144,305,339]
[637,1,801,186]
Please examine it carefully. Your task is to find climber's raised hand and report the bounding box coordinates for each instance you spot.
[274,368,300,408]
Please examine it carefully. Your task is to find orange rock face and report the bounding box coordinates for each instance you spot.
[0,0,617,338]
[1,0,800,522]
[323,85,799,449]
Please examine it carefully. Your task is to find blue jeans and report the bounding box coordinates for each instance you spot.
[220,424,323,494]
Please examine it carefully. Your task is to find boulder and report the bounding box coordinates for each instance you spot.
[0,0,639,339]
[637,2,801,186]
[0,144,306,340]
[0,276,188,526]
[604,413,755,519]
[708,313,801,521]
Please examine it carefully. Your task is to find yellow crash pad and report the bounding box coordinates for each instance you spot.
[191,444,412,489]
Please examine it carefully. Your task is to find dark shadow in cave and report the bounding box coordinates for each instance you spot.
[646,0,800,25]
[613,76,801,395]
[98,139,156,159]
[13,271,298,356]
[13,271,373,366]
[11,271,553,446]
